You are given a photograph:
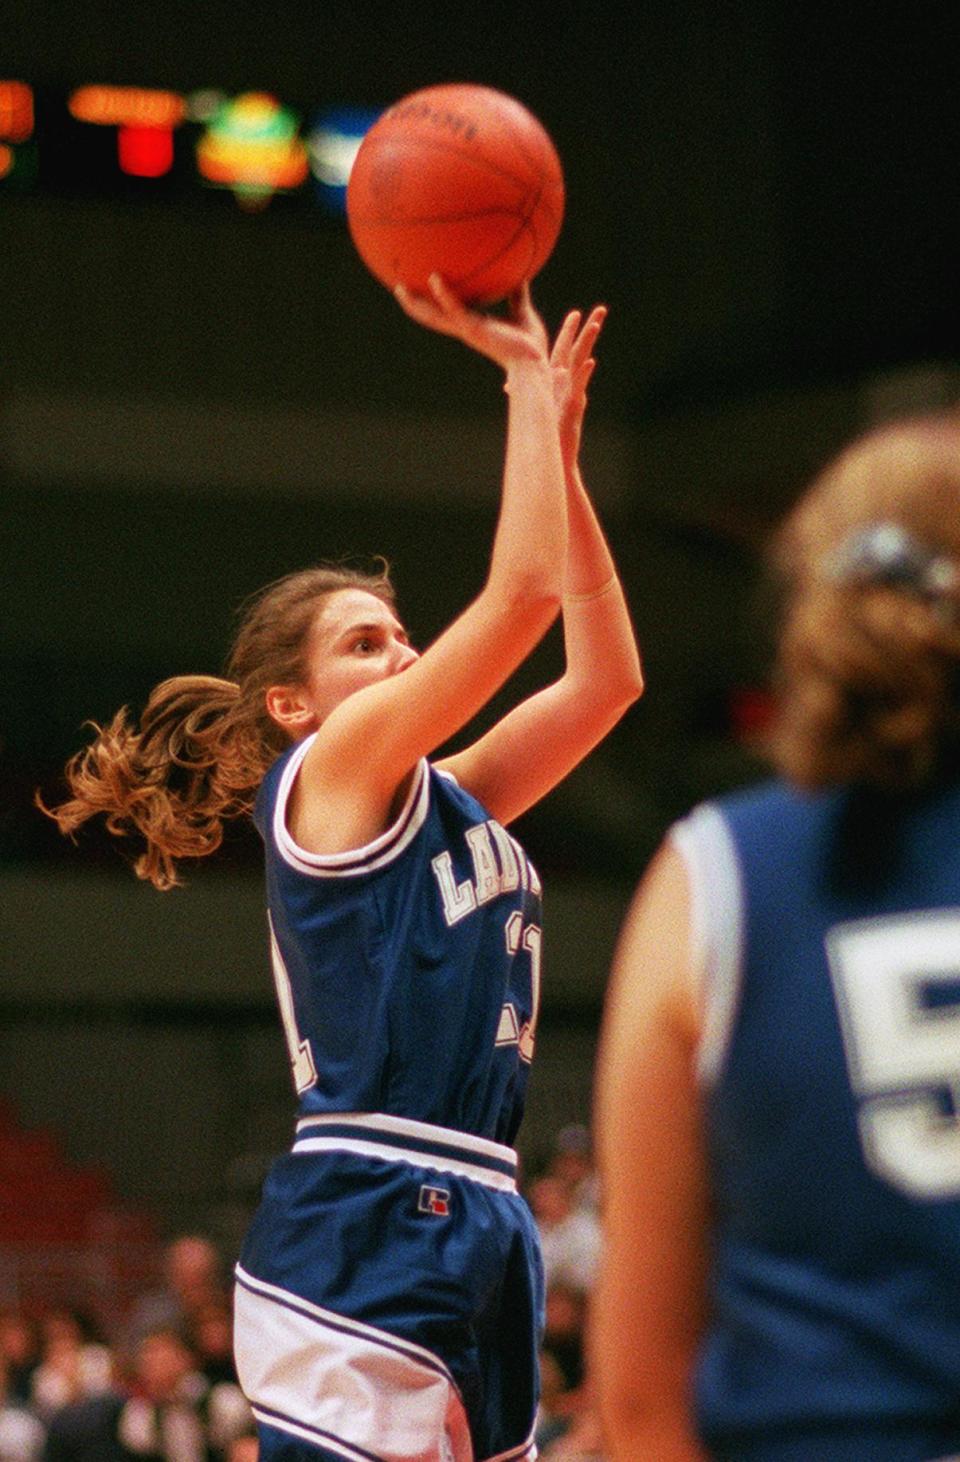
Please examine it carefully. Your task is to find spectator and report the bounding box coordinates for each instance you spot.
[528,1172,602,1293]
[189,1303,239,1389]
[537,1346,573,1452]
[542,1281,588,1404]
[0,1306,40,1406]
[535,1281,592,1451]
[124,1236,227,1352]
[30,1307,114,1422]
[0,1351,45,1461]
[547,1124,600,1216]
[42,1323,251,1461]
[539,1385,607,1461]
[224,1435,257,1462]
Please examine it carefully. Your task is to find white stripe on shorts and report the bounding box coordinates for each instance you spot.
[234,1265,474,1461]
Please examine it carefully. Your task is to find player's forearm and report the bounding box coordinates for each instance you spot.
[563,460,618,594]
[561,467,643,702]
[486,359,567,608]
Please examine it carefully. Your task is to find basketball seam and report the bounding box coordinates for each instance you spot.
[456,208,539,290]
[492,101,559,183]
[351,135,561,214]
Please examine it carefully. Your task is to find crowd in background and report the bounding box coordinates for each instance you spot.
[0,1231,256,1461]
[0,1123,605,1462]
[528,1124,605,1462]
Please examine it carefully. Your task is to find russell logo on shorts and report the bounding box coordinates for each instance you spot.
[418,1185,451,1217]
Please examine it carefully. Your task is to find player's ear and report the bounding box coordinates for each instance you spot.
[265,684,316,735]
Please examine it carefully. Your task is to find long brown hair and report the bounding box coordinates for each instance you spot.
[768,412,960,791]
[41,562,395,890]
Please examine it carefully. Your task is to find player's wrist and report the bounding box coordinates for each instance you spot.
[503,357,554,393]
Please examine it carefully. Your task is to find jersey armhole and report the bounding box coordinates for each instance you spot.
[270,736,431,878]
[669,803,744,1086]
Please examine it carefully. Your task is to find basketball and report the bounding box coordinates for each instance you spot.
[346,83,565,305]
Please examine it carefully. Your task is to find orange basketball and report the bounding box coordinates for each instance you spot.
[346,83,565,305]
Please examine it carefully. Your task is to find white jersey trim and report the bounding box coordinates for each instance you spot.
[295,1110,518,1166]
[669,802,744,1086]
[272,733,431,878]
[291,1136,518,1192]
[234,1264,475,1461]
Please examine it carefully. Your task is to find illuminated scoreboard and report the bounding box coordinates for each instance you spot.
[0,78,379,213]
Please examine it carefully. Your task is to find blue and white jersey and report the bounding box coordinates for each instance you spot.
[238,737,546,1460]
[674,778,960,1450]
[253,733,543,1147]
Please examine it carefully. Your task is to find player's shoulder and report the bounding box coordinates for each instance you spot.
[668,777,834,890]
[676,776,804,839]
[254,736,311,835]
[713,774,804,818]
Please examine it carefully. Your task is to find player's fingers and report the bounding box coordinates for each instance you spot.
[393,282,439,318]
[574,358,597,392]
[510,281,542,329]
[551,310,582,366]
[427,272,472,319]
[571,307,607,367]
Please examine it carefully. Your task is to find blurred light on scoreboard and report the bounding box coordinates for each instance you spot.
[306,106,380,213]
[0,79,33,140]
[68,84,186,179]
[196,91,309,209]
[68,84,186,128]
[0,77,378,216]
[0,80,36,186]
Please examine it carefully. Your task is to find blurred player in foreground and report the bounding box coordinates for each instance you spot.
[46,277,641,1462]
[592,411,960,1462]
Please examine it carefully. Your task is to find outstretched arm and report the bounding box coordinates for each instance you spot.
[290,278,570,851]
[437,306,643,824]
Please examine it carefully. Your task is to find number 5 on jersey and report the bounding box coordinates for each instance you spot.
[828,910,960,1199]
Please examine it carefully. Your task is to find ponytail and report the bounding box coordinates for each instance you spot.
[42,561,396,888]
[40,675,274,890]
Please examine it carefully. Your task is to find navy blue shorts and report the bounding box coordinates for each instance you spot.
[233,1112,544,1461]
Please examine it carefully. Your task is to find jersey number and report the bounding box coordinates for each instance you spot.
[504,911,542,1063]
[828,911,960,1198]
[268,913,318,1095]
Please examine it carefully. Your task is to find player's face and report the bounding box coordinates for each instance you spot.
[299,588,419,723]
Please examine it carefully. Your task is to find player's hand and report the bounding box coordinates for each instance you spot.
[550,305,607,467]
[394,275,549,369]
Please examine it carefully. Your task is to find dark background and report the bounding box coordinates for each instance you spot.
[2,0,959,1239]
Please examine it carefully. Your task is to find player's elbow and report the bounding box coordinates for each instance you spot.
[586,657,645,725]
[614,658,645,709]
[496,572,563,629]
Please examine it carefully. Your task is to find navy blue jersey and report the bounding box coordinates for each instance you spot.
[238,734,546,1459]
[674,778,960,1456]
[253,733,543,1147]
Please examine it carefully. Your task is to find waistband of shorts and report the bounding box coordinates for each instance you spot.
[291,1111,518,1192]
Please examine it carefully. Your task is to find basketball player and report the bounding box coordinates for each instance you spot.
[592,411,960,1462]
[45,277,642,1462]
